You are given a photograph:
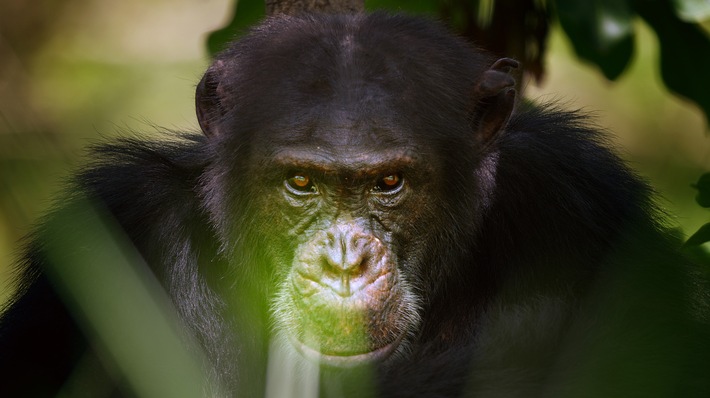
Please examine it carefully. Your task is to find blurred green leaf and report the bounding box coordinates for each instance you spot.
[207,0,266,57]
[636,0,710,124]
[672,0,710,22]
[691,173,710,208]
[44,199,210,397]
[684,222,710,247]
[555,0,635,80]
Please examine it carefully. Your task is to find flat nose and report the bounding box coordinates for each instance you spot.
[321,226,374,297]
[323,226,369,275]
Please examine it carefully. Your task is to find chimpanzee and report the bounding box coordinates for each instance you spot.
[1,12,709,398]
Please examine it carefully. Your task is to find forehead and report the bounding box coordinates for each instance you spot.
[264,104,410,144]
[219,15,485,137]
[250,105,427,174]
[219,14,487,170]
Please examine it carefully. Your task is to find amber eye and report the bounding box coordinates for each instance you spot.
[286,174,317,193]
[374,173,403,193]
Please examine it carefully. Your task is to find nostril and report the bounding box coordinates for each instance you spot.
[323,246,366,275]
[319,226,383,282]
[323,245,344,272]
[313,231,387,297]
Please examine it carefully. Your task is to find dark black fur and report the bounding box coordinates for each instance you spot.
[1,13,709,398]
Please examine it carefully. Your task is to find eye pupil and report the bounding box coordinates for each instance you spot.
[287,174,317,193]
[382,175,399,186]
[292,175,309,187]
[375,173,403,192]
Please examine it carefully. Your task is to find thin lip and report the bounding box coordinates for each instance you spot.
[291,331,405,368]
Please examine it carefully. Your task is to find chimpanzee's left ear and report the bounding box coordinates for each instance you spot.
[471,58,519,144]
[196,59,228,138]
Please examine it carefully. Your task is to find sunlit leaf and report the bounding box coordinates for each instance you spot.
[555,0,635,80]
[636,0,710,124]
[672,0,710,22]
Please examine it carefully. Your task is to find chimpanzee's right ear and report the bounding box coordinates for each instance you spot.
[196,60,228,138]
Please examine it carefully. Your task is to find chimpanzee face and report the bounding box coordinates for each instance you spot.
[195,15,516,367]
[241,108,445,365]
